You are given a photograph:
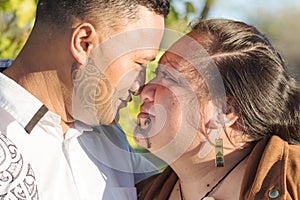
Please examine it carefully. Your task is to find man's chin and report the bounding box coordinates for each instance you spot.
[112,111,120,124]
[98,109,121,126]
[118,101,128,109]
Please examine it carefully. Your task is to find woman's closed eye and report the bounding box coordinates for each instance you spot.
[155,68,177,83]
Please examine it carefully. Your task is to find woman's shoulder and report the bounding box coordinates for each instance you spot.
[242,135,300,199]
[136,166,178,200]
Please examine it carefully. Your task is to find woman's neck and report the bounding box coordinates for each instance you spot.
[170,147,252,200]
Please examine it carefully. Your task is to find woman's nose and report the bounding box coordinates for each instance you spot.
[140,82,156,102]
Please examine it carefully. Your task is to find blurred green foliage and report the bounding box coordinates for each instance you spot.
[0,0,37,58]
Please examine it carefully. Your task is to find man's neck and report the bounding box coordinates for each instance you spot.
[3,26,76,134]
[4,65,74,134]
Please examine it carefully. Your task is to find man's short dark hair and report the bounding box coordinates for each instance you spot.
[35,0,169,29]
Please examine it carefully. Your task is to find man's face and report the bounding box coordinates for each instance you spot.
[72,6,165,125]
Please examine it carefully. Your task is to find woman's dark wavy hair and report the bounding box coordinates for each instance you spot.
[192,19,300,144]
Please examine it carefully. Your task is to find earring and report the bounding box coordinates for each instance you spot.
[216,119,230,124]
[215,138,224,167]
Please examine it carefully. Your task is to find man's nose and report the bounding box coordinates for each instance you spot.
[129,67,146,96]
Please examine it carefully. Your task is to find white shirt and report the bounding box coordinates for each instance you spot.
[0,72,158,200]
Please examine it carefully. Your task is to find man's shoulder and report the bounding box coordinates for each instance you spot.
[0,59,12,72]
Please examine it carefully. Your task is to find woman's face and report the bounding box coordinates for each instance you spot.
[134,51,203,161]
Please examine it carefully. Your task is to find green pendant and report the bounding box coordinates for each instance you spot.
[215,138,224,167]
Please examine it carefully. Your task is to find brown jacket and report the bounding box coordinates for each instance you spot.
[136,136,300,200]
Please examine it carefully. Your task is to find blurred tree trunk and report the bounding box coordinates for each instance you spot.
[200,0,214,20]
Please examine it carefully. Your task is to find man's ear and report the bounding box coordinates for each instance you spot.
[70,23,97,64]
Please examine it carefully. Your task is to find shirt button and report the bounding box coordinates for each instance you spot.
[268,188,280,199]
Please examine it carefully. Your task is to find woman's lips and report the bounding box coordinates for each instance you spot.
[137,113,151,128]
[137,112,150,119]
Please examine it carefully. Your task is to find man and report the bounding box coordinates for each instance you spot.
[0,0,169,199]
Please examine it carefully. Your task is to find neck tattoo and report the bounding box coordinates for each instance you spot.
[179,152,251,200]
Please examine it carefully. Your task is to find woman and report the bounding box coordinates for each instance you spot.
[134,19,300,200]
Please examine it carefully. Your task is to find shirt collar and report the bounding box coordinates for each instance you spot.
[0,72,95,137]
[0,73,47,131]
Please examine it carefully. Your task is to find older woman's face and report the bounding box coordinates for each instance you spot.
[134,51,202,160]
[135,32,235,162]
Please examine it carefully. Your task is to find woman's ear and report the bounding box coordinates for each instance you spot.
[203,100,221,131]
[70,23,97,64]
[223,112,239,127]
[222,96,239,127]
[203,99,239,131]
